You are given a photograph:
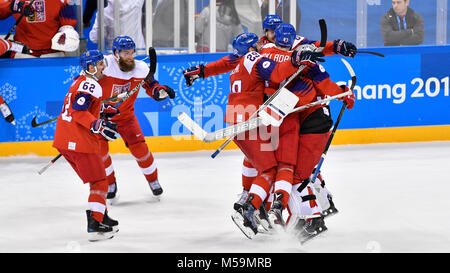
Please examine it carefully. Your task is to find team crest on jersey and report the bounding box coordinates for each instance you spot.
[26,0,46,23]
[112,82,131,97]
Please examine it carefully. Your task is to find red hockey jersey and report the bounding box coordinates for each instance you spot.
[98,54,157,121]
[225,51,298,124]
[53,75,103,154]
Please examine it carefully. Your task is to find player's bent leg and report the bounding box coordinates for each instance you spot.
[286,179,327,244]
[268,163,294,229]
[99,139,118,202]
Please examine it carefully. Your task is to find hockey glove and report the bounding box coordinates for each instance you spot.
[333,39,357,57]
[291,49,325,68]
[0,102,15,125]
[338,85,355,109]
[10,0,35,16]
[100,103,120,119]
[150,84,176,101]
[183,64,205,87]
[90,119,118,141]
[51,26,80,52]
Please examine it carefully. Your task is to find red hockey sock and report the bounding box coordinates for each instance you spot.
[242,157,257,191]
[273,163,294,208]
[88,179,108,222]
[102,153,116,186]
[129,142,158,183]
[248,168,276,209]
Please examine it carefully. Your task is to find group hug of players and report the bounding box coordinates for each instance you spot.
[42,14,356,242]
[182,15,357,243]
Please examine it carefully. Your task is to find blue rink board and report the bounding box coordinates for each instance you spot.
[0,45,449,143]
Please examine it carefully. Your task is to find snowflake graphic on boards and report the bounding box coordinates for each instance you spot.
[15,106,56,142]
[0,82,18,103]
[63,65,81,85]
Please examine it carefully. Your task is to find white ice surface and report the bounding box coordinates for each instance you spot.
[1,141,450,253]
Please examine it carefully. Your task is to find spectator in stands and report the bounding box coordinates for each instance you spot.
[0,0,79,58]
[380,0,424,46]
[152,0,188,48]
[195,0,242,52]
[89,0,145,49]
[260,0,301,31]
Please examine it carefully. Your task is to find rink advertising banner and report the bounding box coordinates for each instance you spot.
[0,45,449,156]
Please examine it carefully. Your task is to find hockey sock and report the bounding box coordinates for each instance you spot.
[88,179,108,223]
[242,157,257,191]
[273,163,294,209]
[248,168,276,209]
[128,142,158,183]
[102,153,117,188]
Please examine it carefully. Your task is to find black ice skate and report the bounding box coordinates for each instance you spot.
[233,189,249,211]
[102,210,119,233]
[254,203,272,233]
[106,182,120,205]
[293,215,328,244]
[231,196,258,239]
[86,210,115,242]
[149,179,163,196]
[267,193,286,230]
[322,195,339,218]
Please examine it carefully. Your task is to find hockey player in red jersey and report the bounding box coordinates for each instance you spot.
[0,0,79,58]
[52,50,120,242]
[97,36,175,202]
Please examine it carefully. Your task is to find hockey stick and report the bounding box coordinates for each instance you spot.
[31,47,158,128]
[308,58,356,191]
[5,0,36,40]
[351,50,384,58]
[209,18,328,158]
[38,153,62,175]
[178,89,352,143]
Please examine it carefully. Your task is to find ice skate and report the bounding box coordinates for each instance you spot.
[291,215,328,244]
[231,197,258,239]
[254,203,273,233]
[102,210,119,233]
[86,210,115,242]
[267,193,286,231]
[233,189,249,211]
[322,195,339,218]
[106,182,120,205]
[148,179,163,198]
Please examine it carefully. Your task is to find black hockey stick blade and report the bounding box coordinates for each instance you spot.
[31,116,58,128]
[148,47,157,76]
[352,50,385,57]
[318,19,328,49]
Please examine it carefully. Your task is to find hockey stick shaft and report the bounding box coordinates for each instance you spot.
[38,153,62,175]
[211,19,328,158]
[309,58,356,184]
[5,0,36,40]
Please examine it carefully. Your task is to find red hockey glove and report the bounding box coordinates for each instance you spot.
[291,49,325,68]
[100,103,120,119]
[148,84,176,101]
[10,0,35,17]
[90,119,118,141]
[338,85,355,109]
[183,64,205,87]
